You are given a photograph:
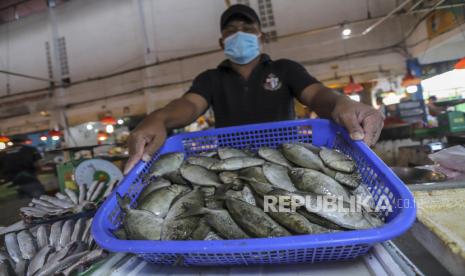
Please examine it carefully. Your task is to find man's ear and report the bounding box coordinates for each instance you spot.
[219,38,224,49]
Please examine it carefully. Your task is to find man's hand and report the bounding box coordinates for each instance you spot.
[331,97,385,146]
[124,119,167,174]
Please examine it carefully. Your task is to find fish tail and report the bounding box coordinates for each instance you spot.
[175,203,207,220]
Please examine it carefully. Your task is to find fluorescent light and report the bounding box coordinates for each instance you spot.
[86,124,93,130]
[342,28,352,37]
[349,94,360,102]
[406,85,418,93]
[51,135,60,141]
[117,119,124,125]
[106,124,114,133]
[40,136,47,141]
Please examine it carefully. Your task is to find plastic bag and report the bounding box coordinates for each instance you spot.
[429,146,465,179]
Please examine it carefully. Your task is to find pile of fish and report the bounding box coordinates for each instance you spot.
[20,180,118,224]
[1,218,106,276]
[115,143,384,241]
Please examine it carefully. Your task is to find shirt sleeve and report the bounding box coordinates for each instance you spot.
[283,60,320,97]
[185,70,214,105]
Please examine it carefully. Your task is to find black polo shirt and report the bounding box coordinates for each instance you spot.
[186,54,320,128]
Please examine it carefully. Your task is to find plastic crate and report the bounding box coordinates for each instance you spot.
[92,119,416,266]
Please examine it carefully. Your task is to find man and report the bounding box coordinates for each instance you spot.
[427,96,446,117]
[0,136,45,197]
[124,4,384,174]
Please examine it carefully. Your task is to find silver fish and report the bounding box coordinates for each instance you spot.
[71,218,85,242]
[0,251,14,269]
[163,169,190,186]
[60,249,106,276]
[86,181,100,201]
[46,242,77,264]
[242,185,256,206]
[244,178,275,197]
[5,233,23,263]
[78,184,86,204]
[36,251,89,276]
[90,181,106,202]
[351,183,375,210]
[334,171,361,188]
[218,147,250,159]
[186,156,219,169]
[149,152,185,177]
[202,187,224,209]
[289,168,350,201]
[296,142,321,154]
[17,230,37,260]
[20,207,49,217]
[0,221,26,236]
[190,218,211,240]
[59,220,75,249]
[281,143,325,170]
[36,225,49,249]
[204,231,223,240]
[31,198,60,209]
[0,259,15,276]
[81,219,93,243]
[198,151,217,158]
[64,189,78,204]
[26,245,52,276]
[15,260,27,276]
[180,164,223,187]
[258,147,293,168]
[319,147,355,173]
[138,178,171,203]
[218,171,244,190]
[178,204,249,239]
[117,195,163,240]
[112,228,127,240]
[262,163,296,192]
[39,195,74,209]
[102,180,118,199]
[55,192,69,201]
[49,221,63,249]
[239,166,270,184]
[138,184,190,217]
[209,157,265,171]
[161,188,204,240]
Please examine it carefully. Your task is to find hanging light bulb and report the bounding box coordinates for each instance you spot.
[342,28,352,37]
[401,71,421,87]
[97,131,108,141]
[455,57,465,70]
[406,85,418,93]
[7,141,13,146]
[0,142,5,150]
[106,124,114,134]
[117,119,124,125]
[86,123,93,130]
[40,135,48,142]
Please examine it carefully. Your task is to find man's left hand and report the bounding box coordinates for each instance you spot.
[331,97,385,146]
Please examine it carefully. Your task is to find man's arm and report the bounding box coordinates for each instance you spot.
[124,93,208,174]
[297,83,384,146]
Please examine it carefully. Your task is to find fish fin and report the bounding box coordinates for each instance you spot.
[175,203,207,220]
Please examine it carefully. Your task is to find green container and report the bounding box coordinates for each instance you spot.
[438,111,465,133]
[413,127,440,138]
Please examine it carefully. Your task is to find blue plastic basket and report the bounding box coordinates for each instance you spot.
[92,119,416,266]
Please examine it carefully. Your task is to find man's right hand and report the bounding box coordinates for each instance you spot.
[124,119,167,174]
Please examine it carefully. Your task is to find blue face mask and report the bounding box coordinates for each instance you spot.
[224,31,260,65]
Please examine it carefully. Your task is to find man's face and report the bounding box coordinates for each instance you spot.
[219,19,262,49]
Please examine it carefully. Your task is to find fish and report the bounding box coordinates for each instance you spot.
[15,260,27,276]
[281,143,325,171]
[180,164,223,187]
[0,259,15,276]
[161,188,204,240]
[89,181,107,202]
[117,194,163,240]
[78,184,86,204]
[81,219,93,243]
[55,192,70,201]
[60,249,106,276]
[319,147,355,173]
[149,152,185,177]
[351,183,376,210]
[138,178,171,202]
[178,203,249,239]
[244,178,275,197]
[36,225,49,249]
[296,142,321,154]
[289,168,350,201]
[0,221,26,236]
[86,181,100,201]
[163,170,190,186]
[209,157,265,171]
[0,251,14,269]
[71,218,85,242]
[204,231,223,240]
[190,218,211,240]
[31,198,60,209]
[112,228,127,240]
[35,250,89,276]
[241,185,256,206]
[39,195,74,209]
[102,180,118,199]
[59,220,75,249]
[5,233,23,263]
[258,147,293,168]
[218,147,250,159]
[198,151,218,158]
[138,184,190,217]
[239,166,270,184]
[20,207,49,218]
[262,163,296,192]
[218,171,244,190]
[64,189,78,204]
[17,230,37,260]
[297,209,345,230]
[46,242,76,265]
[186,156,219,169]
[255,197,328,234]
[224,197,290,238]
[26,245,52,276]
[202,187,224,209]
[49,221,63,249]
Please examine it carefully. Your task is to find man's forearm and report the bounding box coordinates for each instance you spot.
[299,84,349,118]
[146,97,203,129]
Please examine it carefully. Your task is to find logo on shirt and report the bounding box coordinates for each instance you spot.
[263,73,282,91]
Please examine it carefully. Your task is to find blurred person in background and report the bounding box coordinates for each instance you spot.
[427,96,446,117]
[0,136,45,198]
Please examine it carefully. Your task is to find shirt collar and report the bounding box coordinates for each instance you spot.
[217,54,271,69]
